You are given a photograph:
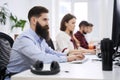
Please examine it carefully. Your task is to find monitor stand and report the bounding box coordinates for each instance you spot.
[114,58,120,66]
[114,52,120,66]
[113,34,120,66]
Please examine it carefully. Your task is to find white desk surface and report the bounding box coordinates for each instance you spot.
[11,55,120,80]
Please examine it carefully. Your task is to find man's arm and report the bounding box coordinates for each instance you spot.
[17,37,67,63]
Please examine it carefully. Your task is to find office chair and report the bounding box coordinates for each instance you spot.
[0,32,14,47]
[46,38,55,50]
[0,32,14,80]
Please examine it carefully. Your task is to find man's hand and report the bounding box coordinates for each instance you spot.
[67,53,85,62]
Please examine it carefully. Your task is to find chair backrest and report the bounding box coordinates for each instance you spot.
[46,38,55,50]
[0,32,14,47]
[0,32,14,80]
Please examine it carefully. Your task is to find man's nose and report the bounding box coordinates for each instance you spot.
[46,21,49,25]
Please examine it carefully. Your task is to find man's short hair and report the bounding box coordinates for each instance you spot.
[79,21,89,28]
[89,23,93,27]
[28,6,49,21]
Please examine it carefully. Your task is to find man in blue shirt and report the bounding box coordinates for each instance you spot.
[6,6,84,75]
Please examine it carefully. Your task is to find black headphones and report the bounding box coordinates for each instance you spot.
[30,61,60,75]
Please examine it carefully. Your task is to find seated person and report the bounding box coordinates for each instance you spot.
[6,6,85,79]
[74,21,96,54]
[83,22,95,49]
[56,13,85,55]
[87,23,93,33]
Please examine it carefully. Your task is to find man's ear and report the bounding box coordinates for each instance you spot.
[31,17,37,25]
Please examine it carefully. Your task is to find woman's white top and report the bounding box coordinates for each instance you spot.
[56,31,74,54]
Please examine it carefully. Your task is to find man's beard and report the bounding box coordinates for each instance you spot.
[35,22,49,40]
[83,30,87,35]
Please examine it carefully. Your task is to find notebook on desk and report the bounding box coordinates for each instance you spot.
[70,57,89,64]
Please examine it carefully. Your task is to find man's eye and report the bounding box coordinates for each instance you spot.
[43,18,48,21]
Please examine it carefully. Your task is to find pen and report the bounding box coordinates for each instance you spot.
[92,59,102,61]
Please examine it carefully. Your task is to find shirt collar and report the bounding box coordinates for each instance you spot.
[28,28,43,42]
[77,31,84,37]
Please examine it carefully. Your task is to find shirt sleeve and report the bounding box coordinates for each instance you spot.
[16,37,67,64]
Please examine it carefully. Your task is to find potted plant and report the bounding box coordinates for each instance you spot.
[0,3,26,39]
[9,13,26,39]
[9,13,26,31]
[0,3,9,25]
[0,3,26,31]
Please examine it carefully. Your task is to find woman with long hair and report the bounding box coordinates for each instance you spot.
[56,13,84,55]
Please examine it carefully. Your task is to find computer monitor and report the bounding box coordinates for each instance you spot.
[112,0,120,47]
[112,0,120,66]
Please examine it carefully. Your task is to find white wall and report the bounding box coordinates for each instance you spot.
[88,0,101,41]
[104,0,114,39]
[0,0,114,40]
[88,0,114,40]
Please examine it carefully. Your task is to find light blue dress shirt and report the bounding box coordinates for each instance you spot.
[7,28,67,73]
